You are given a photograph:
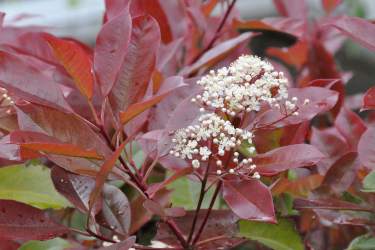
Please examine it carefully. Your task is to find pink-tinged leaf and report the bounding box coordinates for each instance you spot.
[120,76,186,125]
[51,166,99,214]
[294,198,373,212]
[254,144,324,176]
[310,127,349,174]
[318,152,358,194]
[44,35,94,100]
[223,179,275,222]
[143,199,165,218]
[97,236,136,250]
[164,207,186,218]
[322,0,342,14]
[323,16,375,51]
[109,15,160,115]
[89,141,126,219]
[147,167,193,197]
[362,86,375,111]
[0,51,71,113]
[181,33,252,76]
[273,0,308,18]
[334,107,366,151]
[0,200,68,240]
[94,5,132,96]
[358,127,375,169]
[10,131,103,159]
[97,184,131,235]
[251,87,338,129]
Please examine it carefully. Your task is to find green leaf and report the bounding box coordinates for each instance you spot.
[362,171,375,192]
[168,176,219,210]
[239,218,304,250]
[347,234,375,250]
[0,164,71,209]
[19,238,72,250]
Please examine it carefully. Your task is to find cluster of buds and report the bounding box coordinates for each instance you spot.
[192,55,289,116]
[170,55,309,179]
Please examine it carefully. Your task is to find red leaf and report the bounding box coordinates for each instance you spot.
[94,5,132,96]
[51,166,99,214]
[322,0,342,14]
[45,35,94,100]
[272,174,324,196]
[109,15,160,115]
[223,179,275,222]
[10,130,103,159]
[0,200,68,240]
[89,141,126,218]
[273,0,308,18]
[181,33,252,76]
[254,144,324,176]
[358,127,375,169]
[251,87,338,129]
[120,76,186,125]
[334,107,366,151]
[323,16,375,51]
[98,184,131,235]
[0,51,71,113]
[362,86,375,111]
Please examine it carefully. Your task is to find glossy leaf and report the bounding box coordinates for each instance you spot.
[45,35,94,100]
[347,234,375,250]
[109,15,160,115]
[51,166,97,213]
[239,218,304,250]
[0,200,68,240]
[358,127,375,169]
[0,51,71,113]
[294,198,373,212]
[10,131,103,159]
[254,144,324,176]
[223,179,275,222]
[94,5,132,96]
[362,86,375,111]
[99,184,131,235]
[0,164,70,209]
[120,76,186,125]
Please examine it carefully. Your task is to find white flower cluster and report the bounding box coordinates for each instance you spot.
[169,113,253,169]
[192,55,289,116]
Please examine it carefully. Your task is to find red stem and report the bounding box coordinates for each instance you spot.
[192,181,222,245]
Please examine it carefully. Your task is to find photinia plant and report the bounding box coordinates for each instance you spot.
[0,0,375,249]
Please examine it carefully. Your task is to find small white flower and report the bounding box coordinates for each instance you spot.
[229,169,235,174]
[192,159,200,169]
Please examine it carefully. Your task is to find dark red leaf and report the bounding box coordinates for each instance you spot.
[109,15,160,115]
[223,179,275,222]
[0,239,20,250]
[358,127,375,169]
[98,184,131,235]
[318,152,358,194]
[45,35,94,100]
[0,200,68,240]
[51,166,99,214]
[254,144,324,176]
[0,51,71,113]
[362,86,375,111]
[94,4,132,96]
[334,107,366,151]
